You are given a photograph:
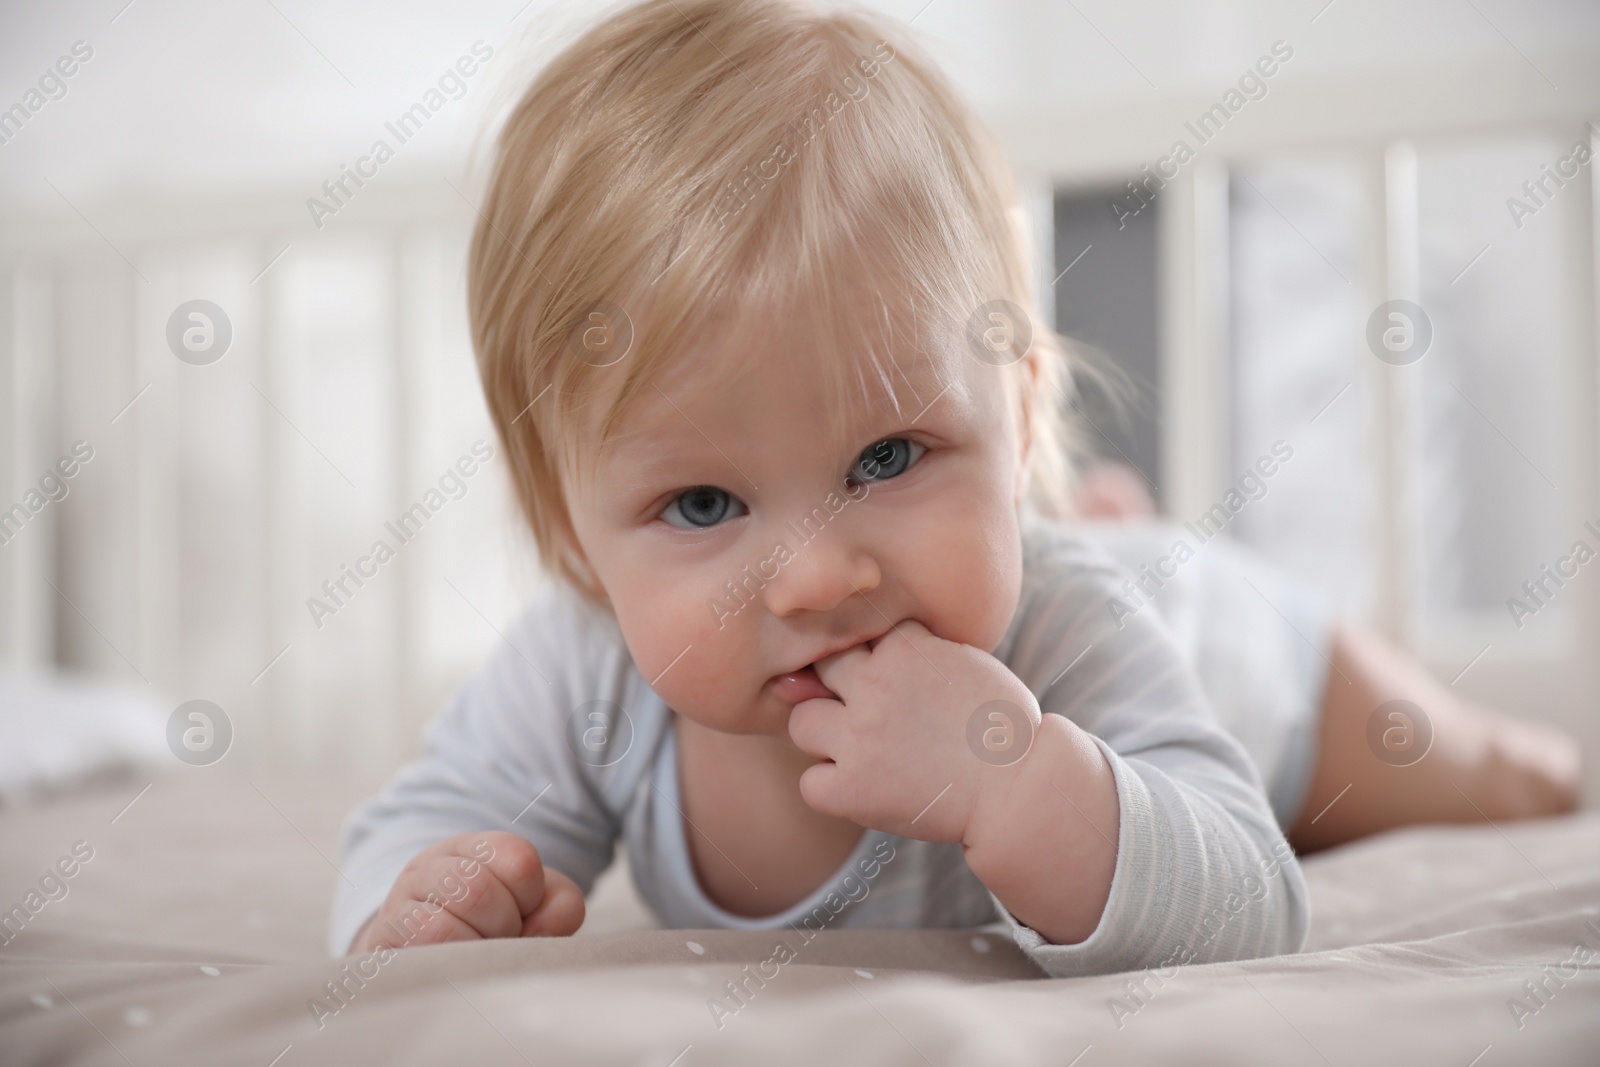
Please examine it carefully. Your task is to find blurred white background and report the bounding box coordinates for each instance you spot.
[1,0,1597,793]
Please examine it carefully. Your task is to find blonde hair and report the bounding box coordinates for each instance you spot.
[469,0,1087,600]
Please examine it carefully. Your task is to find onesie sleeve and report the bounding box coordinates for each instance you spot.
[327,584,627,956]
[986,519,1311,978]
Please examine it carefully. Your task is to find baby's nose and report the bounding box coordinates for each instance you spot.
[761,529,882,617]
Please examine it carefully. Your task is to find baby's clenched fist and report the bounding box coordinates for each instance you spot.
[349,831,584,954]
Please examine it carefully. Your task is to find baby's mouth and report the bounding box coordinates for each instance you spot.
[767,664,838,704]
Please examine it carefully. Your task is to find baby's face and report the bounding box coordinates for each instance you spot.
[565,317,1030,741]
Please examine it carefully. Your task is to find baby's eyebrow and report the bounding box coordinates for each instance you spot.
[596,421,748,490]
[599,431,699,477]
[593,360,971,481]
[861,348,974,413]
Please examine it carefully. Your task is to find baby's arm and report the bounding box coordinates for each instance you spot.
[961,713,1118,945]
[967,546,1309,975]
[790,539,1307,977]
[329,587,623,957]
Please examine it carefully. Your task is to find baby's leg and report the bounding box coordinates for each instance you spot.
[1286,621,1582,852]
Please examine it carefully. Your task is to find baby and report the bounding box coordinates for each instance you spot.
[330,0,1579,976]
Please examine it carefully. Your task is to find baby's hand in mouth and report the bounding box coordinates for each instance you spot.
[784,620,1042,843]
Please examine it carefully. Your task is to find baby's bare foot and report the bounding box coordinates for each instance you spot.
[1478,711,1582,818]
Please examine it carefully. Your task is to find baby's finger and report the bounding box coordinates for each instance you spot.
[369,896,483,950]
[467,832,549,919]
[796,759,849,820]
[877,618,929,643]
[393,855,523,939]
[870,619,934,659]
[787,695,846,760]
[520,867,586,937]
[811,643,871,695]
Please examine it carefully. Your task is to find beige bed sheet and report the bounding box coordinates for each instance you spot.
[1,769,1597,1065]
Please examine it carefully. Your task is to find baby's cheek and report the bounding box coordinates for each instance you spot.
[908,510,1021,650]
[619,587,751,718]
[658,645,749,726]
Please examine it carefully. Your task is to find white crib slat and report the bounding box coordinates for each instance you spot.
[133,252,186,697]
[264,239,404,773]
[0,265,56,669]
[1376,142,1420,650]
[258,238,297,770]
[154,243,271,763]
[1159,158,1232,523]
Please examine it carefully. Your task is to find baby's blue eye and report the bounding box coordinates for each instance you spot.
[851,438,924,484]
[662,486,746,529]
